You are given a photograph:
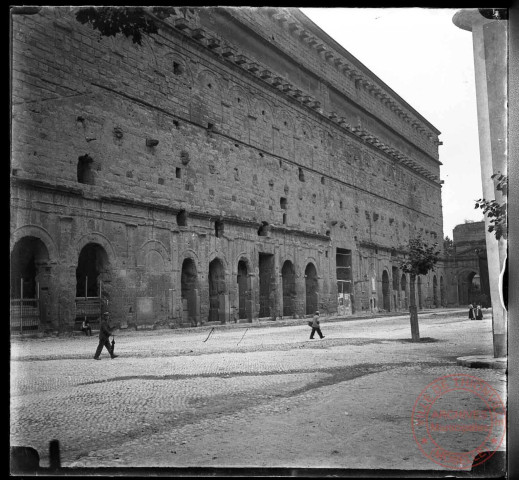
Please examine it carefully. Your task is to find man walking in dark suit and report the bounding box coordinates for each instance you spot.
[94,312,119,360]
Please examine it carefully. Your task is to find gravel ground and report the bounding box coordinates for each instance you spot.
[10,309,506,474]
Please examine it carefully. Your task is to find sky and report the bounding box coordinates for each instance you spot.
[300,7,485,240]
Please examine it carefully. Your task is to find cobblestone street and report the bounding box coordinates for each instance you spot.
[10,309,506,473]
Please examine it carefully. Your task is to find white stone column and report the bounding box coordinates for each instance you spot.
[453,9,507,357]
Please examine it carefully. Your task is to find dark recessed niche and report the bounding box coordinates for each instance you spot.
[177,210,187,227]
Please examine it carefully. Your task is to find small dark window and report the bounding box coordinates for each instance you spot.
[282,213,287,225]
[258,221,269,236]
[173,62,183,75]
[215,220,224,238]
[207,83,212,89]
[321,177,325,185]
[173,120,179,129]
[177,210,187,227]
[176,168,181,179]
[280,197,287,210]
[207,123,214,131]
[340,201,343,209]
[158,177,164,185]
[298,168,305,182]
[77,154,94,185]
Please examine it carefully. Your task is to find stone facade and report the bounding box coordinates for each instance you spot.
[443,221,491,308]
[10,7,446,332]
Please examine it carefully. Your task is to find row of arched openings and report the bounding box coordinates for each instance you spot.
[381,269,444,311]
[181,257,319,322]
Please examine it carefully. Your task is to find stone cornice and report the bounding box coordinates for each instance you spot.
[155,8,442,184]
[288,8,442,137]
[270,224,330,241]
[358,240,407,256]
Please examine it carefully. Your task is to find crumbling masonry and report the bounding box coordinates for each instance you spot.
[10,7,447,332]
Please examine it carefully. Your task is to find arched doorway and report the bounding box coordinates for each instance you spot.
[382,270,390,311]
[458,271,478,306]
[76,243,110,325]
[76,243,110,297]
[433,275,439,307]
[305,263,318,315]
[281,260,296,317]
[440,276,445,307]
[10,236,50,331]
[258,253,275,318]
[400,274,407,309]
[181,258,199,325]
[208,258,226,322]
[392,267,399,311]
[417,277,423,309]
[237,260,250,320]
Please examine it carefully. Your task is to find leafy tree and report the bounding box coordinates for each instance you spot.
[399,236,441,342]
[443,236,455,256]
[475,173,507,240]
[74,7,178,45]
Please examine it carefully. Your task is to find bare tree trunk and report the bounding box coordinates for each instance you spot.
[409,273,420,342]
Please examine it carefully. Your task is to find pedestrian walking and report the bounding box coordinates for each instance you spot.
[81,318,92,336]
[309,310,325,340]
[93,312,119,360]
[475,304,483,320]
[468,303,474,320]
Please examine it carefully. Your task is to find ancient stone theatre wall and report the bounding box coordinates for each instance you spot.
[10,7,446,331]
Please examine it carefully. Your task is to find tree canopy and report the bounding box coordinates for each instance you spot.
[75,7,175,45]
[475,173,507,240]
[399,236,440,277]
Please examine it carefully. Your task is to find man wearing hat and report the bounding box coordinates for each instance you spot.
[309,310,325,340]
[94,312,119,360]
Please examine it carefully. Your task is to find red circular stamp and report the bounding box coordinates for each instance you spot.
[412,374,506,470]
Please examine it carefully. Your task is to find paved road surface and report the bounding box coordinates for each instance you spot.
[10,309,506,473]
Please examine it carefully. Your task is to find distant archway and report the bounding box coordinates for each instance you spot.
[458,270,479,306]
[10,236,50,299]
[208,258,226,322]
[75,242,111,325]
[281,260,296,317]
[181,258,198,325]
[382,270,390,311]
[305,263,318,315]
[433,275,439,307]
[10,236,51,331]
[401,274,407,309]
[76,243,110,298]
[237,260,249,320]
